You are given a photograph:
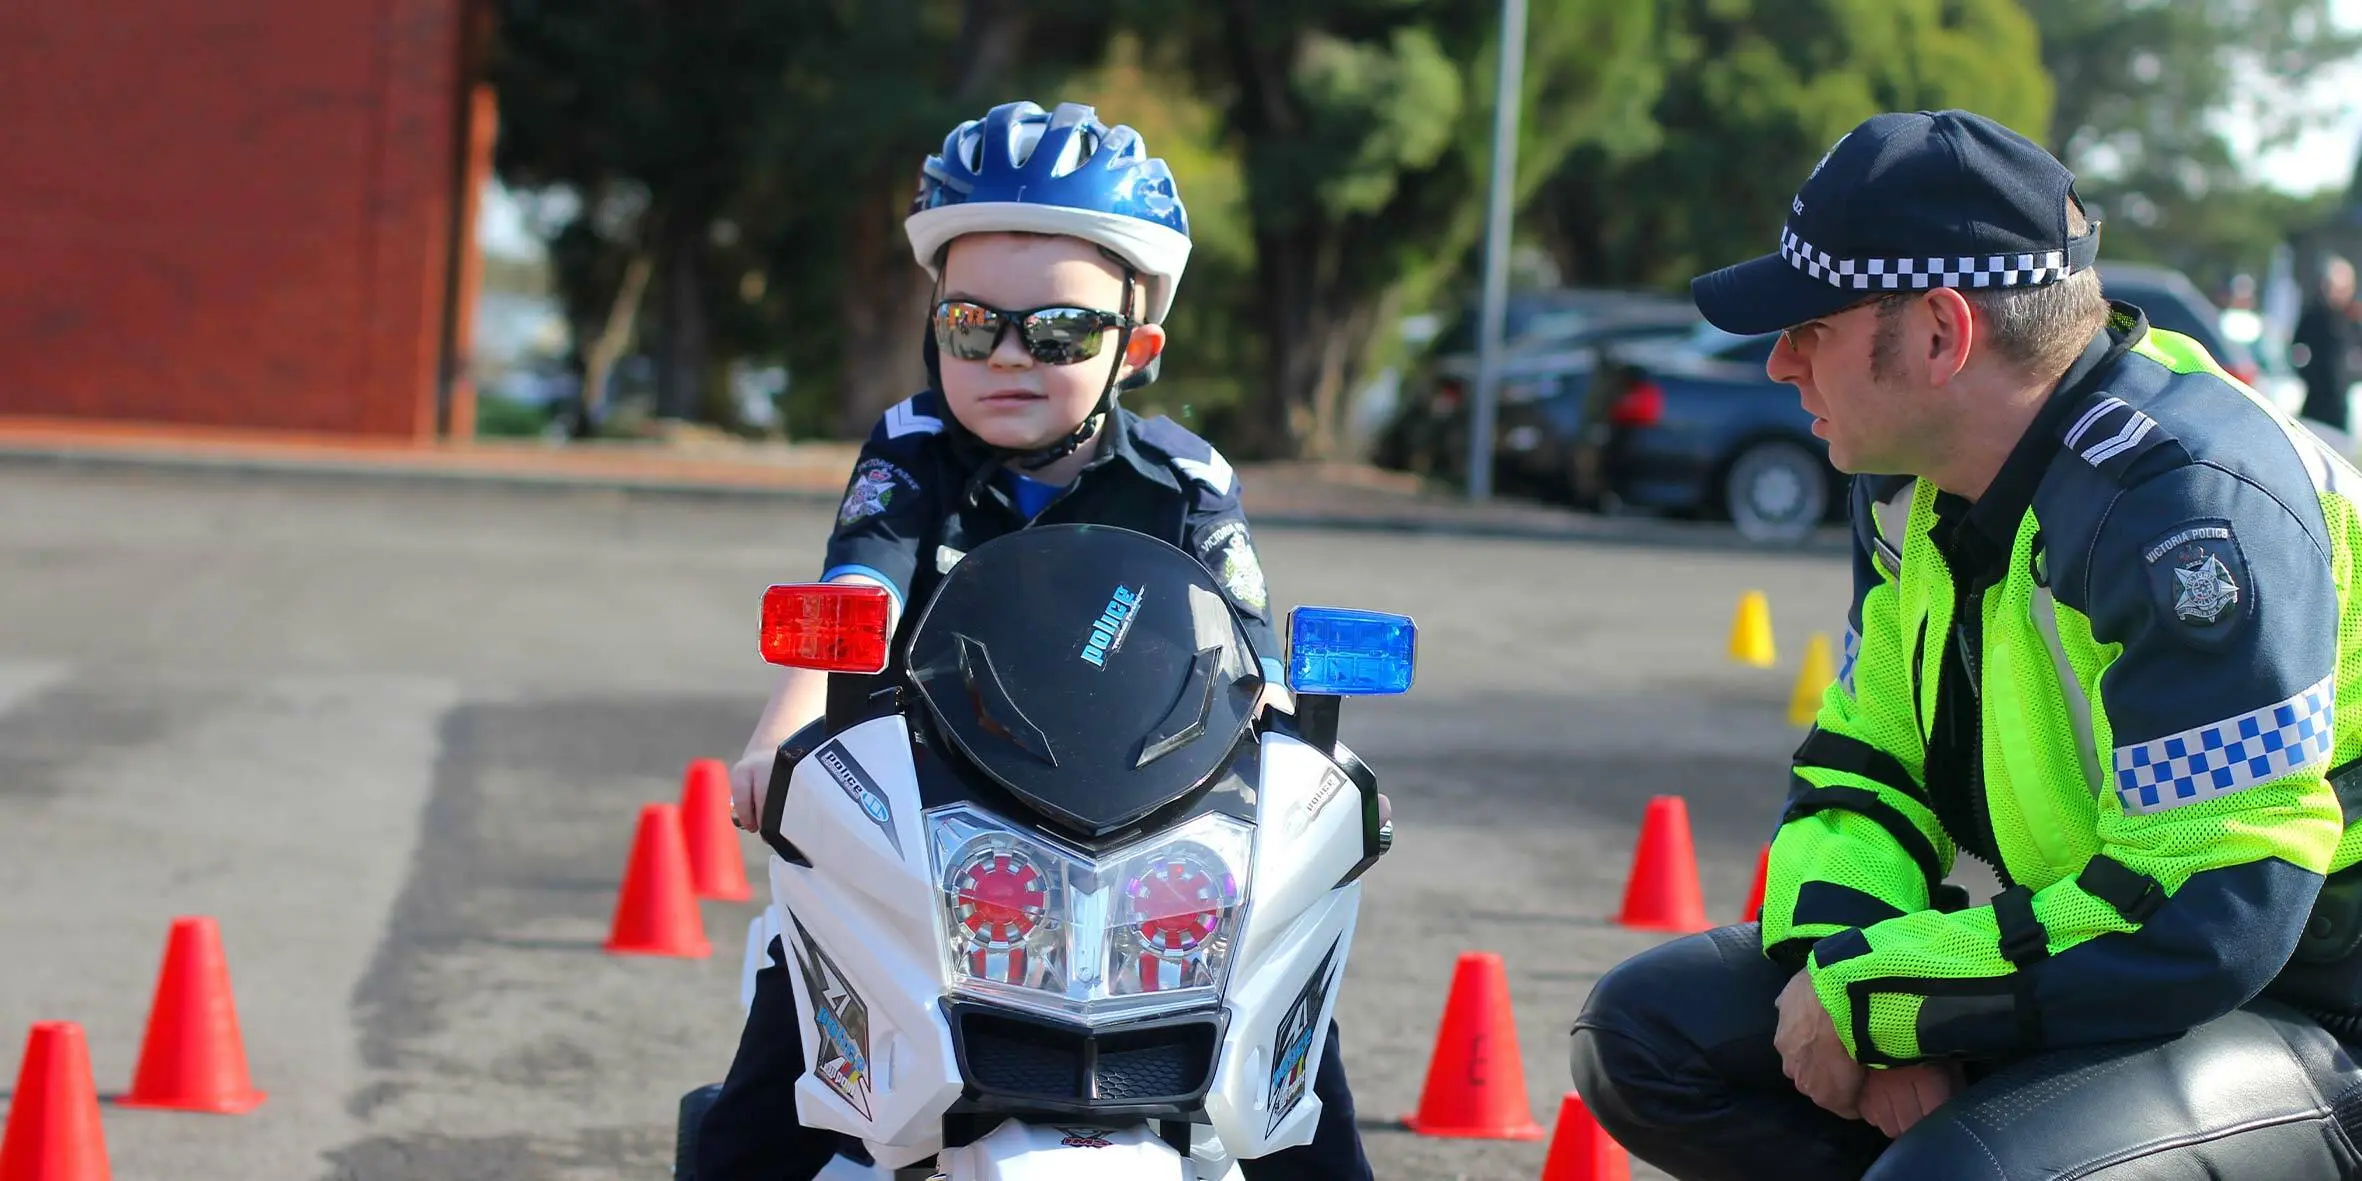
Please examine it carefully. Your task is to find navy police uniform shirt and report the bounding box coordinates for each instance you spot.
[821,390,1285,683]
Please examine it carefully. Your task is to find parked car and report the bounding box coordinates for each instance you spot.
[1554,262,2302,545]
[1566,323,1829,543]
[1370,288,1699,480]
[2096,262,2306,416]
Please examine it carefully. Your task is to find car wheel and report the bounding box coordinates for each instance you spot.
[1723,440,1828,545]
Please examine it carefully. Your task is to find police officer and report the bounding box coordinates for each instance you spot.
[1568,109,2362,1178]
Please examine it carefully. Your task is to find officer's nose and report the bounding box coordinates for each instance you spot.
[1766,331,1809,387]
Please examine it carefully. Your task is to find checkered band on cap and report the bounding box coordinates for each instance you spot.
[1780,228,2077,292]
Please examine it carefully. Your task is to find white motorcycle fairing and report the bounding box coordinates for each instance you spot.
[936,1122,1192,1180]
[769,712,967,1173]
[751,713,1375,1178]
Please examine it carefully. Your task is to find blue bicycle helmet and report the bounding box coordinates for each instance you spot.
[905,100,1193,325]
[905,101,1195,475]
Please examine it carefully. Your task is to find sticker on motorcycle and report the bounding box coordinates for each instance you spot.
[1080,584,1144,668]
[1267,937,1342,1135]
[791,915,873,1121]
[1057,1128,1114,1149]
[815,739,903,857]
[1286,767,1351,837]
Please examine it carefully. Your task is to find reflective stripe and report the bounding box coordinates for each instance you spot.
[2113,674,2336,814]
[1871,482,1914,575]
[1172,449,1236,495]
[883,397,945,438]
[2030,580,2105,801]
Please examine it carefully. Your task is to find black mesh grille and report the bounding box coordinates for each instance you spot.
[949,1005,1221,1112]
[964,1018,1085,1098]
[1093,1039,1201,1101]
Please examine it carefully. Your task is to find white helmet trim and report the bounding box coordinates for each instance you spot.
[905,203,1192,324]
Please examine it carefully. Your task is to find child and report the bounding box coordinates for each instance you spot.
[696,99,1375,1181]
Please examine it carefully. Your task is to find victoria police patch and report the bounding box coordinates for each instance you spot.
[2142,520,2248,638]
[837,459,917,528]
[1197,520,1268,616]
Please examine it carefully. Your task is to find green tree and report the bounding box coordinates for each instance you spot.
[1059,34,1260,434]
[2019,0,2362,288]
[720,0,1129,436]
[488,0,803,429]
[1151,0,1666,459]
[1545,0,2055,294]
[492,0,1121,438]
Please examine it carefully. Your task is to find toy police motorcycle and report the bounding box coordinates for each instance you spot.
[673,522,1412,1179]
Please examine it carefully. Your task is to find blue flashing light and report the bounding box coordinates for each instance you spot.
[1284,606,1416,696]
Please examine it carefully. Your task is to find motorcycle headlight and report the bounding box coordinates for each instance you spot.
[927,805,1255,1022]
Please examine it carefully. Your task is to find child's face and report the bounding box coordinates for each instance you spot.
[936,233,1166,453]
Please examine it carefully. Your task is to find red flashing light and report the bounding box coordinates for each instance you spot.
[760,583,892,673]
[1608,380,1664,428]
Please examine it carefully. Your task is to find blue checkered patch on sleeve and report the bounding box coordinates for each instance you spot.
[2112,675,2335,816]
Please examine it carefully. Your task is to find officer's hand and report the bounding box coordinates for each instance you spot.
[1858,1061,1963,1139]
[729,748,772,834]
[1774,968,1865,1119]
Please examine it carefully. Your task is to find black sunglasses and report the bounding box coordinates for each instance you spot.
[932,299,1134,365]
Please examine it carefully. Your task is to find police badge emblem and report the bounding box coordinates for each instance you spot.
[2172,553,2239,623]
[2143,520,2248,635]
[1197,520,1268,615]
[838,459,913,528]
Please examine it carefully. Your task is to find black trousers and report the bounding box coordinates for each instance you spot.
[697,936,1374,1180]
[1568,923,2362,1180]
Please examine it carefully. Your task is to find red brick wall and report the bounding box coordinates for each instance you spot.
[0,1,472,440]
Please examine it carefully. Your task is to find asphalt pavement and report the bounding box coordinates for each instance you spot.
[0,463,1881,1180]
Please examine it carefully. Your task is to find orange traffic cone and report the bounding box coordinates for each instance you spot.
[1538,1092,1630,1181]
[1616,796,1710,934]
[606,803,712,958]
[1401,952,1545,1140]
[678,758,752,902]
[117,917,266,1114]
[1741,842,1771,923]
[0,1022,111,1180]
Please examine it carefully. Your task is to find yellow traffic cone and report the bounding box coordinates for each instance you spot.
[1729,591,1776,668]
[1788,632,1835,726]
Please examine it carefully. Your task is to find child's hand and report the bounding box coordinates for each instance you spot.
[729,749,772,833]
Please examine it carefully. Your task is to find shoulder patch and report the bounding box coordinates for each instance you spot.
[837,457,920,527]
[880,394,944,440]
[2140,518,2251,645]
[1196,519,1268,616]
[2062,393,2174,482]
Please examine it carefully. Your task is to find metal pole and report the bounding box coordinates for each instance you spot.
[1466,0,1528,503]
